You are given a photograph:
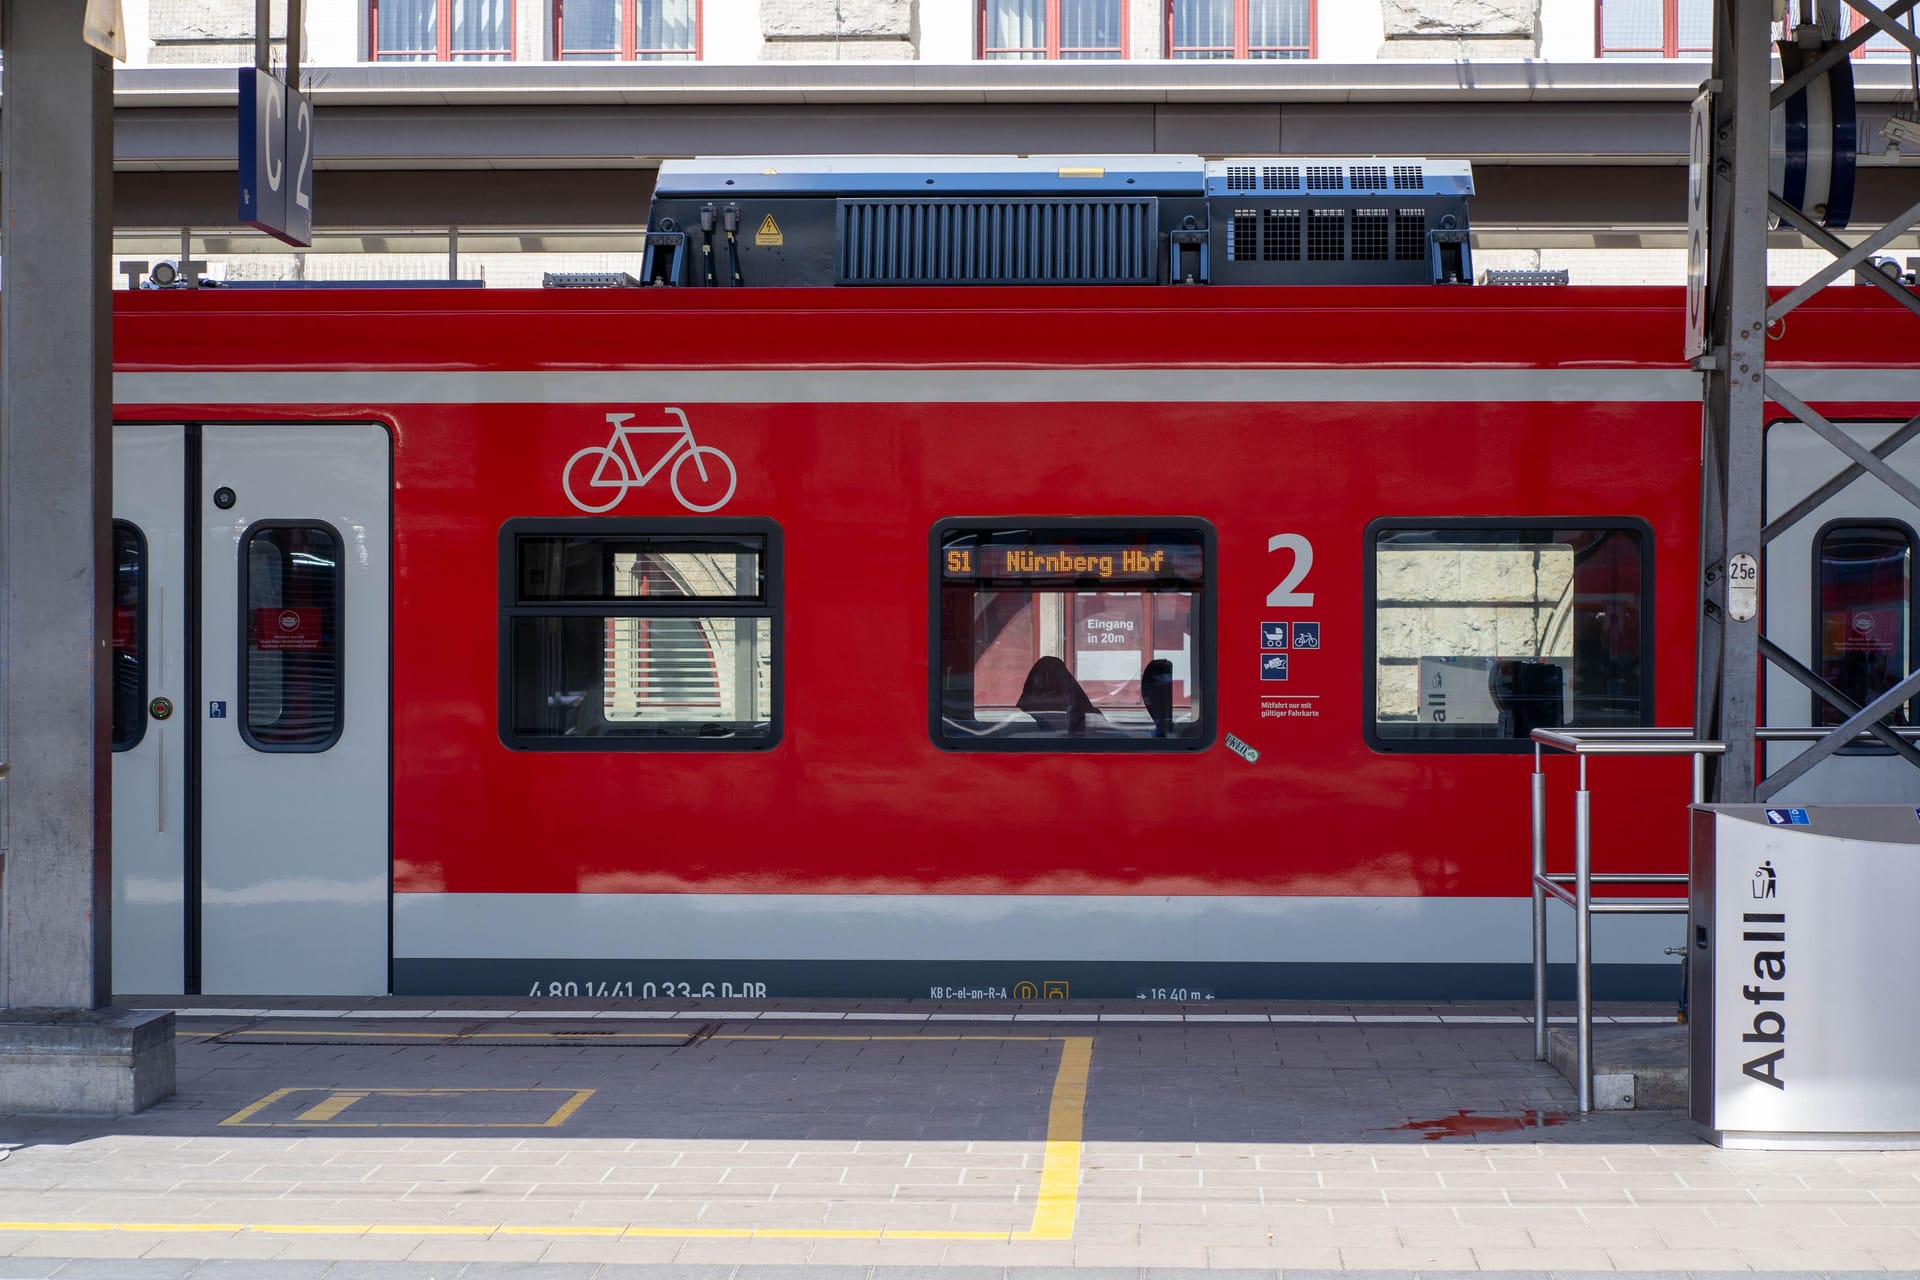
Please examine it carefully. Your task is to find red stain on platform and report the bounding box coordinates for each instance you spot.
[1385,1109,1570,1140]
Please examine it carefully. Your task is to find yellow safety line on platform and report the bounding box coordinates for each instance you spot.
[294,1091,369,1122]
[1016,1033,1090,1240]
[0,1034,1090,1243]
[221,1086,595,1129]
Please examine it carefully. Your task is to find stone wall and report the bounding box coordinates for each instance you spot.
[1374,544,1573,721]
[761,0,916,59]
[1379,0,1540,58]
[148,0,286,64]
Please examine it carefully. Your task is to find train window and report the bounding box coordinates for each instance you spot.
[1815,521,1914,731]
[931,519,1215,751]
[515,532,764,602]
[112,520,148,752]
[500,519,780,750]
[1365,519,1652,752]
[240,522,345,753]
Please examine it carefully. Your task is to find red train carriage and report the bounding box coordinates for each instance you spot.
[103,163,1920,1001]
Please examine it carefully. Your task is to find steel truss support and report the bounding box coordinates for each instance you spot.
[1698,0,1920,803]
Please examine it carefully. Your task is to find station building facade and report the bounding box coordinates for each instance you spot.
[119,0,1916,67]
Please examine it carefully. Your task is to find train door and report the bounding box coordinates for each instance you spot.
[112,426,189,993]
[112,423,391,995]
[1765,419,1920,802]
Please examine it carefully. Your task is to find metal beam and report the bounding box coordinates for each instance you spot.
[1773,0,1919,105]
[1756,636,1920,769]
[0,0,115,1011]
[1767,380,1920,515]
[1766,194,1920,320]
[1771,194,1920,322]
[1762,412,1920,544]
[1758,662,1920,798]
[1697,0,1778,804]
[1847,0,1920,57]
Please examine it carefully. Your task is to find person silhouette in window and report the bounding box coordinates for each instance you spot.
[1017,655,1098,735]
[1141,658,1174,738]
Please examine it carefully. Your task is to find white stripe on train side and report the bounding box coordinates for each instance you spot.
[113,368,1918,407]
[111,368,1725,405]
[394,892,1677,966]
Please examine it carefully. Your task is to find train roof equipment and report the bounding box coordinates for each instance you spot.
[635,154,1475,290]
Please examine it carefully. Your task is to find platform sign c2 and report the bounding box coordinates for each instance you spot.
[238,67,313,247]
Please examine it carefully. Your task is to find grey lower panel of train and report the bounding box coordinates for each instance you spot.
[395,956,1677,1001]
[393,892,1682,1001]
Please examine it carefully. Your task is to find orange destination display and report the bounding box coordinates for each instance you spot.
[942,538,1204,582]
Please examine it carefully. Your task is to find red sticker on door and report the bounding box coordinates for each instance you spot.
[254,607,323,651]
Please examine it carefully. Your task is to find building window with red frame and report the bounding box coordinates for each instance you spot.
[1599,0,1896,58]
[370,0,515,60]
[1168,0,1311,58]
[982,0,1124,59]
[1596,0,1711,57]
[557,0,700,58]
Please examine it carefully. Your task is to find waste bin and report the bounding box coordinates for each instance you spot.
[1690,804,1920,1148]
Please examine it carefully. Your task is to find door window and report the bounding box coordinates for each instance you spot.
[241,523,345,752]
[112,520,148,752]
[1815,522,1914,727]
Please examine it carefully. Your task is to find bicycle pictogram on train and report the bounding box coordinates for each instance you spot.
[562,407,738,513]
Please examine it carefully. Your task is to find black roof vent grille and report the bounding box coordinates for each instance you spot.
[1351,164,1390,191]
[836,198,1160,285]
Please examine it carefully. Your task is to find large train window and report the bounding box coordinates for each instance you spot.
[1365,518,1653,752]
[112,519,148,752]
[1814,520,1914,731]
[500,518,781,750]
[241,522,345,753]
[931,519,1214,751]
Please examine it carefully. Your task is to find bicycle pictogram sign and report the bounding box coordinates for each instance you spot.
[562,407,737,513]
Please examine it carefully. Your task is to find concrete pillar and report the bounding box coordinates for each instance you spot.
[0,0,175,1113]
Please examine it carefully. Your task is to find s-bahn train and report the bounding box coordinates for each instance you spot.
[107,156,1920,1000]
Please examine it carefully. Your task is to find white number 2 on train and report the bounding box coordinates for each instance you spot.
[1266,533,1315,607]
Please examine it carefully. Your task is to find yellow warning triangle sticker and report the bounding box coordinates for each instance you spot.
[755,213,784,247]
[757,214,780,236]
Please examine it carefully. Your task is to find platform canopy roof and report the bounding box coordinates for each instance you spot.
[16,60,1920,246]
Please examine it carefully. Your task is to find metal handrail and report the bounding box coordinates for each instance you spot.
[1756,726,1920,740]
[1530,728,1723,1113]
[1531,724,1917,1111]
